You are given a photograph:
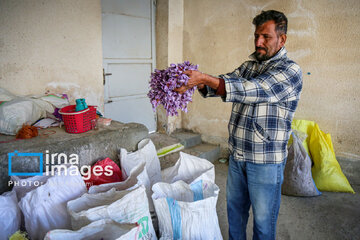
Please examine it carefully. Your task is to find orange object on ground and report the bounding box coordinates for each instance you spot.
[16,124,38,139]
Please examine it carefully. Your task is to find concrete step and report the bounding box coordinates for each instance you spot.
[158,143,220,170]
[171,130,202,148]
[148,132,180,150]
[183,143,220,163]
[149,131,220,170]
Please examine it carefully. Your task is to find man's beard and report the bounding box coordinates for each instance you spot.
[254,47,271,61]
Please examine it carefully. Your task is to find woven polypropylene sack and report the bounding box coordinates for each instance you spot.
[161,152,215,184]
[45,219,145,240]
[119,139,161,212]
[291,119,316,157]
[67,186,157,240]
[309,124,355,193]
[18,166,87,240]
[152,180,222,240]
[282,133,321,197]
[0,191,21,240]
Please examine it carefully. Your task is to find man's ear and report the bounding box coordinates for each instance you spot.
[280,34,287,47]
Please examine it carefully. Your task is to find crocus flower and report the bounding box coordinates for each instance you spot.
[147,61,198,116]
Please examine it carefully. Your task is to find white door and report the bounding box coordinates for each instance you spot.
[102,0,156,132]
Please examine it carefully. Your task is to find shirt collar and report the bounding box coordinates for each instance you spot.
[249,46,287,63]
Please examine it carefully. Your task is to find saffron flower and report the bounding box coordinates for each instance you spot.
[147,61,198,116]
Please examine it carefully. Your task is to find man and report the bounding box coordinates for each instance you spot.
[176,10,302,240]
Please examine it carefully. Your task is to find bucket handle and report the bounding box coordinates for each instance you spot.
[59,107,90,115]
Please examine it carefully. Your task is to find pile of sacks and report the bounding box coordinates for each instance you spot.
[0,139,223,240]
[281,119,355,197]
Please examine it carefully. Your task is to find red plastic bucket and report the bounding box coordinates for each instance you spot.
[59,105,96,133]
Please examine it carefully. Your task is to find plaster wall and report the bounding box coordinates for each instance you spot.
[156,0,184,134]
[166,0,184,133]
[182,0,360,159]
[155,0,169,133]
[0,0,104,110]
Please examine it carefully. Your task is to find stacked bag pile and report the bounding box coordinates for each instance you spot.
[281,119,355,197]
[0,139,223,240]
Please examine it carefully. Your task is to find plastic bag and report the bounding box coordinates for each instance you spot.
[0,190,21,240]
[152,180,222,240]
[282,132,321,197]
[88,161,145,194]
[19,166,87,240]
[162,152,215,184]
[309,124,355,193]
[84,158,122,189]
[67,186,157,239]
[45,219,143,240]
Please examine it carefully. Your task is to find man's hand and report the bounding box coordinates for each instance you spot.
[175,70,204,94]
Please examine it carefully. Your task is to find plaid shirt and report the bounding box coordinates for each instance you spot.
[200,47,302,164]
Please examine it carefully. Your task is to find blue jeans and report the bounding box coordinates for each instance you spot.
[226,155,286,240]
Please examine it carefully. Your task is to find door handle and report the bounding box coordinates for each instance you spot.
[103,68,112,85]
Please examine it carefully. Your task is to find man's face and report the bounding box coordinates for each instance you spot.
[254,20,286,61]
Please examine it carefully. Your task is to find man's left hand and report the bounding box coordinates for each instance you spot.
[175,70,204,94]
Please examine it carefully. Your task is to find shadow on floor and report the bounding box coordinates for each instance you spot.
[214,160,360,240]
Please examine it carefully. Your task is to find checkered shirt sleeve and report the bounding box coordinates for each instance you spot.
[199,47,303,163]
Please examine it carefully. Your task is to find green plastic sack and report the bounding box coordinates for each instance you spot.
[309,124,355,193]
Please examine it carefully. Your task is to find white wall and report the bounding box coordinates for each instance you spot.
[0,0,104,110]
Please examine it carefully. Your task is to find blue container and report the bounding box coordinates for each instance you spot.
[75,98,88,112]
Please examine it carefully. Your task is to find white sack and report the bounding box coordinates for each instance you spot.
[67,186,156,240]
[162,152,215,184]
[45,219,145,240]
[0,97,54,135]
[88,161,145,194]
[0,190,21,240]
[39,94,69,109]
[152,180,222,240]
[10,174,51,200]
[119,139,161,211]
[19,166,87,240]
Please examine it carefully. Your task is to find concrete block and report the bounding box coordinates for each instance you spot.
[159,143,220,169]
[171,130,202,148]
[183,143,220,163]
[0,121,148,194]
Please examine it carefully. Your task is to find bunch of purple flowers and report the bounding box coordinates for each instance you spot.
[148,61,199,116]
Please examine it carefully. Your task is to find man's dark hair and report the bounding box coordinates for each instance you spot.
[252,10,288,35]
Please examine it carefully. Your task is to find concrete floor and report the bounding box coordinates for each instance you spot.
[214,160,360,240]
